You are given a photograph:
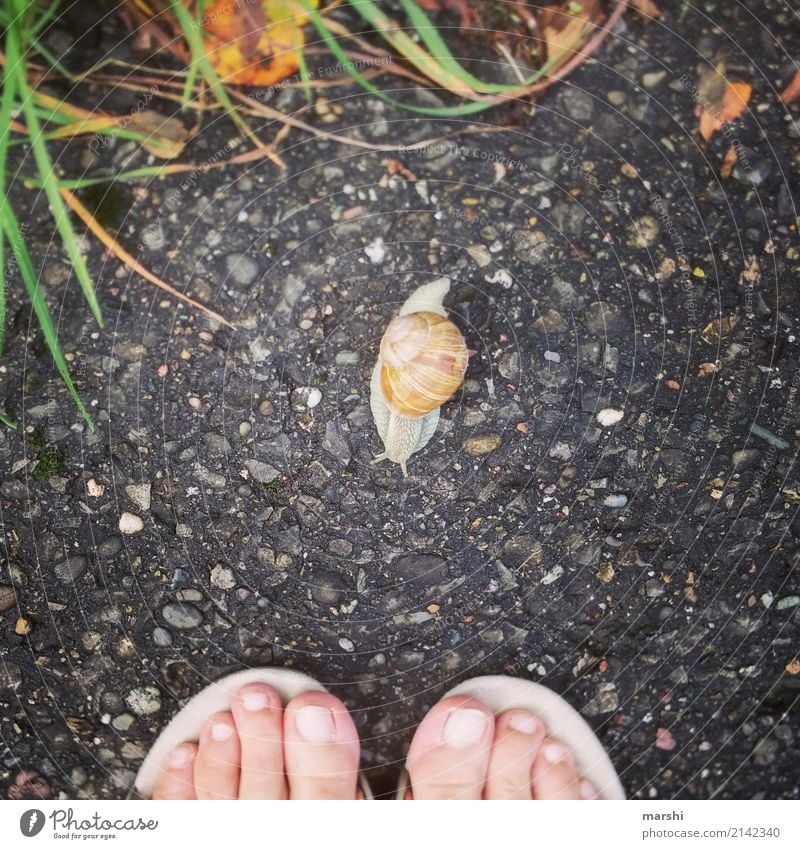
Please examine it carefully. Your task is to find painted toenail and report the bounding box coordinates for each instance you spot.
[442,708,489,748]
[509,714,542,735]
[296,705,336,742]
[543,741,570,764]
[211,721,234,742]
[241,689,269,712]
[169,746,194,768]
[580,779,595,799]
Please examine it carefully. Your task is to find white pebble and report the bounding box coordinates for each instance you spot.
[338,637,355,652]
[596,408,624,427]
[306,388,322,409]
[118,512,144,534]
[603,494,628,508]
[544,350,561,362]
[364,237,386,264]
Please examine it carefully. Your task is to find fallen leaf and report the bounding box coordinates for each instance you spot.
[701,315,739,344]
[739,255,760,286]
[202,0,319,86]
[780,70,800,105]
[695,64,752,141]
[720,144,738,179]
[540,1,603,72]
[630,0,660,19]
[127,110,189,159]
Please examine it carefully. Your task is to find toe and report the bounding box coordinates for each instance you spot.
[580,778,598,800]
[406,695,494,800]
[531,737,582,800]
[231,684,287,800]
[193,712,241,800]
[283,692,360,800]
[484,710,545,800]
[151,743,198,800]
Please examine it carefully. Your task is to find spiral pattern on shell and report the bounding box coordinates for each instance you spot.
[379,311,468,419]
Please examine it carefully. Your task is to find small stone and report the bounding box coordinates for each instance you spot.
[210,564,236,589]
[338,637,355,652]
[112,713,135,731]
[596,408,624,427]
[596,563,615,583]
[583,683,618,716]
[534,309,566,332]
[15,616,33,635]
[225,252,260,286]
[364,237,386,264]
[153,627,173,647]
[544,350,561,363]
[732,449,761,470]
[466,244,491,267]
[585,301,625,333]
[626,214,660,248]
[54,556,88,584]
[125,687,161,716]
[603,494,628,508]
[0,585,16,613]
[776,596,800,611]
[645,579,665,598]
[86,478,105,497]
[463,434,502,456]
[641,70,667,89]
[161,602,204,630]
[291,386,322,410]
[558,88,594,122]
[125,483,151,511]
[502,536,544,570]
[498,351,520,380]
[393,554,448,586]
[245,459,280,484]
[541,565,564,585]
[119,512,144,534]
[549,441,573,460]
[655,727,676,751]
[239,421,252,438]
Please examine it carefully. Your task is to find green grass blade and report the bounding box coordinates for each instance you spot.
[398,0,543,93]
[300,0,492,116]
[0,16,21,358]
[180,0,204,108]
[296,46,313,103]
[170,0,256,140]
[0,202,94,429]
[8,3,104,329]
[0,411,16,429]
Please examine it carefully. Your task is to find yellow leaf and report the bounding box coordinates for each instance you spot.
[202,0,318,86]
[540,2,603,73]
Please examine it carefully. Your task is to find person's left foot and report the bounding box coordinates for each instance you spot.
[151,685,360,800]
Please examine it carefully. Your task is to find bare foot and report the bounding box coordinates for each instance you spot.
[405,695,597,800]
[150,685,360,800]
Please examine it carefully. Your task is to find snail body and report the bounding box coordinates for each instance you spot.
[370,278,467,476]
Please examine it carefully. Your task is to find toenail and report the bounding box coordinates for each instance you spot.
[542,741,570,764]
[580,779,595,799]
[241,689,270,712]
[169,745,194,768]
[509,713,542,735]
[211,721,234,742]
[442,708,489,748]
[295,704,336,742]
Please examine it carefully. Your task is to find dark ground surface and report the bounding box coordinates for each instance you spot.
[1,1,799,800]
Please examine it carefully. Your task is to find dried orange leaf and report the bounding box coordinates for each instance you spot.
[540,1,603,73]
[780,70,800,105]
[630,0,660,19]
[720,144,737,178]
[695,65,752,142]
[701,315,739,344]
[202,0,318,86]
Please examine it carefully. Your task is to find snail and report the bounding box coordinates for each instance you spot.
[370,278,468,476]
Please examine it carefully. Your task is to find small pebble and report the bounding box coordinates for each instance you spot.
[161,602,204,630]
[603,494,628,508]
[125,687,161,716]
[119,512,144,534]
[596,408,624,427]
[364,237,386,264]
[338,637,355,652]
[463,434,502,456]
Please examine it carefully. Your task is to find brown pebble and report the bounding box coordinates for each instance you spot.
[15,616,33,635]
[463,434,502,456]
[0,585,16,614]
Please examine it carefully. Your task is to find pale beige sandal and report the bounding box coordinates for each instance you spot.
[396,675,626,800]
[134,667,373,799]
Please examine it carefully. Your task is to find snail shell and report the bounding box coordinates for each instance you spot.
[370,278,467,476]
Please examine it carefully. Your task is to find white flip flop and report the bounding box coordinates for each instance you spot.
[396,675,626,800]
[134,667,372,799]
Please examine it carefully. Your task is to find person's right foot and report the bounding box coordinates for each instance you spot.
[405,695,597,800]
